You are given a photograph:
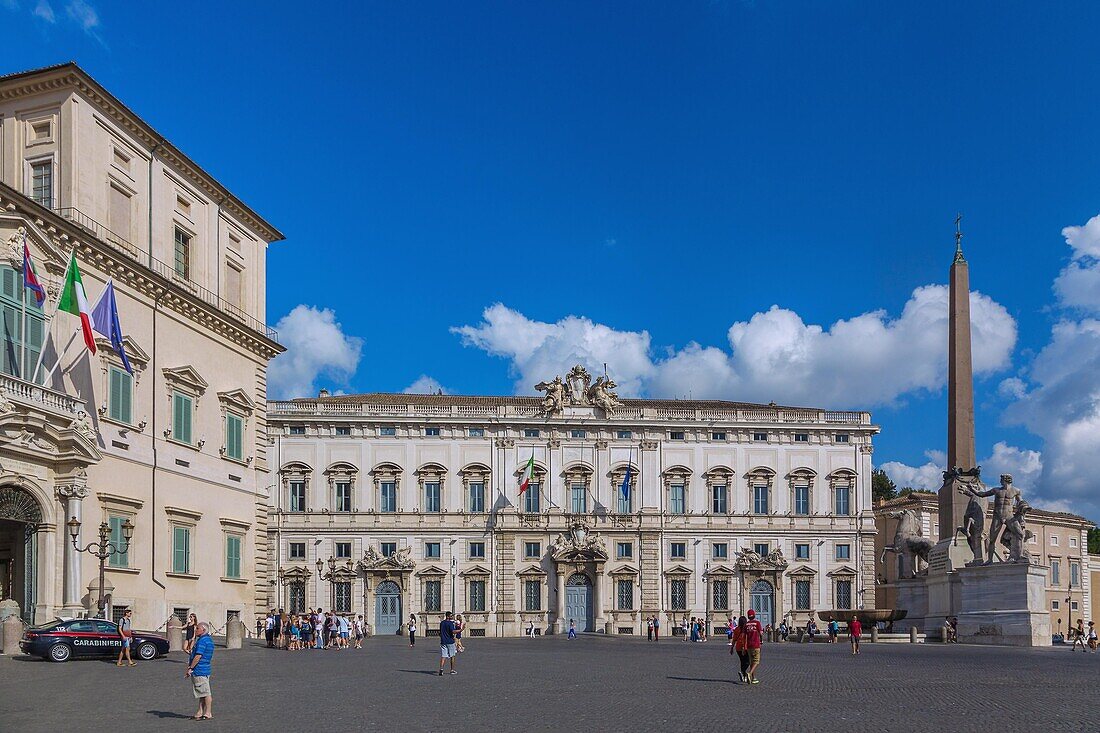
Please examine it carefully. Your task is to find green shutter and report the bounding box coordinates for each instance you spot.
[226,413,243,460]
[108,516,129,568]
[173,392,192,444]
[0,267,15,299]
[173,526,189,573]
[226,535,241,578]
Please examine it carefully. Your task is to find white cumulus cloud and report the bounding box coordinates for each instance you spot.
[453,285,1016,409]
[880,442,1043,500]
[403,375,450,395]
[267,305,363,400]
[1055,213,1100,313]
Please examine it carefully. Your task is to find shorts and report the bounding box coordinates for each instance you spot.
[191,676,211,698]
[122,637,131,648]
[341,632,349,639]
[440,643,457,658]
[748,648,761,665]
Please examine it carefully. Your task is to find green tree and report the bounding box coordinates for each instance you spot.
[872,469,897,503]
[1088,527,1100,555]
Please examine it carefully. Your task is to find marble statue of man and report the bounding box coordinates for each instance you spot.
[965,474,1021,565]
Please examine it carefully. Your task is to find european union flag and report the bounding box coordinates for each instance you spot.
[621,463,632,501]
[89,280,132,375]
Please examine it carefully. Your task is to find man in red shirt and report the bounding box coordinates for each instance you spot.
[849,615,863,655]
[744,609,764,684]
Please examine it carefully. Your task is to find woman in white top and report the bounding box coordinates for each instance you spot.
[408,615,417,647]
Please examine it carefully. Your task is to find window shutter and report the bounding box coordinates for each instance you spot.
[226,535,241,578]
[1,267,15,299]
[120,371,132,424]
[173,527,188,573]
[110,368,122,420]
[173,393,192,443]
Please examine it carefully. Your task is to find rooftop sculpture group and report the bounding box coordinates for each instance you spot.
[535,365,623,417]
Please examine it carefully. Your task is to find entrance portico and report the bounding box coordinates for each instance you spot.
[550,521,608,634]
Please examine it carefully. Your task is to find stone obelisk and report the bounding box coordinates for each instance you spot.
[940,215,977,541]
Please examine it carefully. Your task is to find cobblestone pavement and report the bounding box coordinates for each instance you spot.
[2,635,1097,732]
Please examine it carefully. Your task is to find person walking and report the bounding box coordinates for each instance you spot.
[647,616,653,641]
[1087,621,1097,651]
[849,615,862,655]
[409,615,417,647]
[354,615,364,649]
[731,615,750,683]
[185,622,215,720]
[827,616,839,644]
[1072,619,1088,652]
[568,619,576,639]
[183,613,198,653]
[438,611,459,676]
[115,608,135,667]
[744,609,763,684]
[264,610,275,648]
[455,614,466,652]
[680,617,688,641]
[653,615,660,641]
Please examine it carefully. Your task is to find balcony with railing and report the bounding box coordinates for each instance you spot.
[1,371,83,416]
[53,207,278,342]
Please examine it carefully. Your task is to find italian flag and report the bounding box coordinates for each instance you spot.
[58,252,97,355]
[519,454,535,494]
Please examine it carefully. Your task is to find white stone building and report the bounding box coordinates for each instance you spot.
[267,369,879,637]
[0,63,283,628]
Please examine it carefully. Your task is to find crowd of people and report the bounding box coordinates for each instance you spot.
[262,609,365,650]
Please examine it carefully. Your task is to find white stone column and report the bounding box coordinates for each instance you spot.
[56,482,88,615]
[554,565,566,634]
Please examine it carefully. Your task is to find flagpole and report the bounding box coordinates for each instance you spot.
[41,333,79,386]
[31,247,75,384]
[19,231,28,380]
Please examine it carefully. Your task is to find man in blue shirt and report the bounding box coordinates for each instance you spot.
[438,611,459,676]
[185,621,215,720]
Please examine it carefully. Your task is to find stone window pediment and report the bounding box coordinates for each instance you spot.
[827,565,857,578]
[459,564,491,577]
[702,466,734,486]
[415,565,447,577]
[280,565,312,581]
[663,564,694,577]
[788,564,818,577]
[95,333,149,374]
[217,388,255,416]
[416,463,447,483]
[745,466,776,482]
[704,564,735,577]
[162,365,208,396]
[609,564,639,577]
[517,564,547,577]
[165,505,202,522]
[371,462,402,480]
[562,461,594,483]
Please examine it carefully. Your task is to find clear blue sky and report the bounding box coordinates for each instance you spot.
[5,1,1100,519]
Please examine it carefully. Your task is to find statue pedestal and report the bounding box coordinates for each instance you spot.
[955,563,1050,647]
[894,577,930,632]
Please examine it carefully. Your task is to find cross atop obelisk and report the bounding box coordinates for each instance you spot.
[940,213,977,539]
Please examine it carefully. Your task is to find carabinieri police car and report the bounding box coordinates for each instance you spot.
[19,618,170,663]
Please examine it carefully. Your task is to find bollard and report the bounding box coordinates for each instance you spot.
[167,616,183,652]
[910,626,918,643]
[870,626,879,643]
[2,615,23,655]
[225,618,244,649]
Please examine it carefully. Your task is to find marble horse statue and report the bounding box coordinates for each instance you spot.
[881,508,935,578]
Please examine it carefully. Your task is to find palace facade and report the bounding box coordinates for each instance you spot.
[0,64,283,628]
[267,371,879,637]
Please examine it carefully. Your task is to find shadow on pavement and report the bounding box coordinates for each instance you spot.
[666,676,736,684]
[146,711,194,719]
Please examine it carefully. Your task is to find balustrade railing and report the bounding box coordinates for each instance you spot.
[0,372,82,414]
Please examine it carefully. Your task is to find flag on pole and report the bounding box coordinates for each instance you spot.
[57,251,96,355]
[22,237,45,306]
[519,454,535,494]
[620,463,632,502]
[90,280,131,374]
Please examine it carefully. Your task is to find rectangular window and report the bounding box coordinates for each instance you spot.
[173,227,191,279]
[1052,600,1060,610]
[380,542,397,557]
[711,431,727,441]
[288,542,305,560]
[225,263,243,311]
[425,427,440,436]
[570,484,587,514]
[109,184,132,240]
[795,543,810,560]
[753,432,768,442]
[380,482,396,513]
[669,485,685,515]
[524,483,540,513]
[836,579,853,609]
[835,544,851,561]
[172,526,190,574]
[425,542,441,559]
[424,482,441,513]
[754,542,770,557]
[335,426,351,436]
[523,429,540,438]
[1070,536,1078,548]
[670,542,686,560]
[31,160,52,207]
[753,485,769,514]
[616,542,633,559]
[172,391,193,444]
[524,580,541,611]
[794,485,810,516]
[1070,562,1080,587]
[712,542,728,559]
[617,482,632,514]
[794,433,809,442]
[835,434,849,443]
[288,426,306,435]
[334,482,352,512]
[617,430,632,439]
[616,579,634,610]
[225,535,242,578]
[335,582,352,613]
[570,429,586,439]
[225,412,244,461]
[670,579,687,610]
[108,366,133,424]
[468,482,485,513]
[379,426,396,436]
[469,427,485,437]
[712,579,729,611]
[712,485,727,514]
[335,542,351,559]
[1051,560,1060,585]
[108,515,129,568]
[468,580,486,612]
[670,431,685,440]
[524,541,541,559]
[834,486,851,515]
[795,579,811,609]
[468,541,485,560]
[111,605,130,625]
[289,481,306,512]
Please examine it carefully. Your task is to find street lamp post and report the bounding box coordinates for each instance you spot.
[450,556,458,614]
[67,515,133,619]
[703,560,710,642]
[317,556,353,612]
